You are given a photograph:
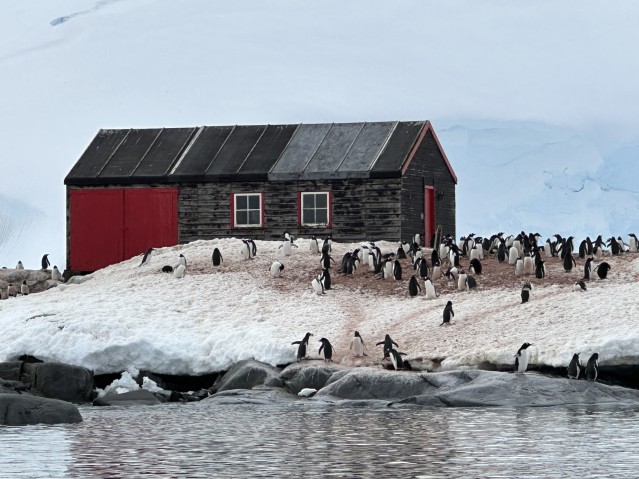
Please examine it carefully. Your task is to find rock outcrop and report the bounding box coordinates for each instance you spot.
[279,361,348,394]
[93,389,161,406]
[213,360,282,393]
[0,393,82,425]
[22,362,94,402]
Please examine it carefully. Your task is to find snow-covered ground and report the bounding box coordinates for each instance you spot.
[1,236,637,376]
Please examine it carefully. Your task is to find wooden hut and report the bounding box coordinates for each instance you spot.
[65,121,457,273]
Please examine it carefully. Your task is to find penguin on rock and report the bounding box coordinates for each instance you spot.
[514,342,533,374]
[291,333,313,362]
[567,353,581,379]
[350,331,367,357]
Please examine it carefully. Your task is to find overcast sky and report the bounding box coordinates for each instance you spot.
[1,0,638,267]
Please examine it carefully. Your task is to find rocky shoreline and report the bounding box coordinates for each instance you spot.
[3,357,639,425]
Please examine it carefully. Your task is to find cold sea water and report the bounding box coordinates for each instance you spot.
[1,400,639,478]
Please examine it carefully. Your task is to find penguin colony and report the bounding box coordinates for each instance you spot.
[1,232,630,382]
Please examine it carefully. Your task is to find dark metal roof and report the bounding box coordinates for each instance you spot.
[65,121,456,185]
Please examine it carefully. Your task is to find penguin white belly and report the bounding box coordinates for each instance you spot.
[390,353,399,370]
[282,241,292,256]
[523,257,533,274]
[425,281,437,299]
[439,244,449,261]
[514,261,524,276]
[432,266,441,281]
[173,264,186,278]
[470,248,480,262]
[516,352,529,373]
[508,248,519,265]
[457,274,467,291]
[270,263,281,278]
[241,244,250,260]
[311,278,324,295]
[352,338,364,356]
[368,255,375,271]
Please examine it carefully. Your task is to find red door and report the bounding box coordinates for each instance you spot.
[69,188,178,271]
[424,186,435,246]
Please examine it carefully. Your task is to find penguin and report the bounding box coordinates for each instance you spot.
[270,261,284,278]
[320,268,331,290]
[445,266,459,282]
[563,253,577,272]
[408,275,422,297]
[279,238,297,256]
[350,331,367,357]
[608,237,622,255]
[583,257,593,280]
[310,236,320,255]
[20,280,29,296]
[388,348,408,370]
[578,240,588,258]
[392,260,402,280]
[173,264,186,279]
[514,342,533,374]
[573,280,587,292]
[322,235,332,253]
[177,254,187,269]
[7,284,16,297]
[311,276,325,295]
[629,233,639,253]
[41,254,50,270]
[249,239,257,257]
[441,301,454,325]
[413,233,421,246]
[381,260,393,280]
[585,353,599,382]
[594,262,611,279]
[376,334,399,361]
[240,240,252,260]
[523,255,534,275]
[212,248,223,267]
[321,251,335,269]
[508,246,519,265]
[16,260,24,270]
[431,264,442,281]
[514,258,524,276]
[396,245,407,259]
[291,332,313,362]
[496,242,507,263]
[139,248,154,267]
[318,338,334,362]
[51,266,63,281]
[161,265,174,273]
[457,270,468,291]
[424,277,437,299]
[567,353,581,379]
[521,281,532,304]
[469,258,482,275]
[416,257,429,280]
[469,245,481,262]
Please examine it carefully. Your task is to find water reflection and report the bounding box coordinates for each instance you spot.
[1,402,638,478]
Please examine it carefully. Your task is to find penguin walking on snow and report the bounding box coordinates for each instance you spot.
[139,248,154,267]
[424,277,437,299]
[563,253,577,272]
[240,240,252,260]
[567,353,581,379]
[392,260,402,280]
[388,348,409,370]
[441,301,454,325]
[514,342,533,374]
[270,261,284,278]
[350,331,367,357]
[311,275,326,295]
[212,248,223,267]
[585,353,599,381]
[408,275,422,297]
[173,264,187,279]
[376,334,399,361]
[41,254,50,270]
[318,338,334,362]
[583,257,593,280]
[178,254,187,269]
[594,262,611,279]
[51,266,63,282]
[292,333,313,362]
[573,280,587,292]
[310,236,320,255]
[521,281,532,303]
[20,281,29,296]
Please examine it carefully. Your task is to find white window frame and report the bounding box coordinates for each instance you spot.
[300,191,330,227]
[233,192,263,228]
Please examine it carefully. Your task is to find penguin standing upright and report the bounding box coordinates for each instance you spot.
[310,236,320,255]
[350,331,367,357]
[279,236,298,256]
[469,258,482,275]
[41,254,50,270]
[16,261,24,270]
[594,262,611,279]
[178,254,187,269]
[408,275,421,296]
[318,338,334,362]
[291,333,313,362]
[441,301,454,325]
[535,257,546,279]
[392,260,402,280]
[20,281,29,296]
[583,257,593,280]
[567,353,581,379]
[523,255,534,275]
[514,258,524,276]
[514,342,533,373]
[563,253,577,272]
[270,261,284,278]
[173,264,187,279]
[376,334,399,361]
[240,240,252,260]
[7,284,16,297]
[585,353,599,381]
[51,266,63,282]
[249,239,257,257]
[388,348,408,370]
[508,246,519,265]
[521,281,532,303]
[212,248,223,267]
[139,248,154,267]
[320,268,331,290]
[424,277,437,299]
[629,233,639,253]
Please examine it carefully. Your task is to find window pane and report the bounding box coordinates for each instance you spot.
[237,211,248,225]
[316,209,328,224]
[236,195,247,209]
[316,194,327,208]
[303,209,315,224]
[248,195,260,209]
[248,210,260,225]
[302,194,314,208]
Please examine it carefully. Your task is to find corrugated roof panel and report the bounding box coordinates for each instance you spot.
[302,123,364,179]
[338,121,396,174]
[133,128,196,177]
[236,124,298,179]
[269,123,332,180]
[371,121,424,175]
[98,129,163,178]
[170,125,233,178]
[65,129,128,183]
[205,125,267,178]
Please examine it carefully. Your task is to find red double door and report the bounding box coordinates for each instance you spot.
[69,188,178,271]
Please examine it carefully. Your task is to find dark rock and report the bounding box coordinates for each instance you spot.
[93,389,161,406]
[0,361,22,381]
[25,362,94,402]
[0,380,32,395]
[202,386,295,405]
[215,360,281,393]
[280,361,348,394]
[0,393,82,425]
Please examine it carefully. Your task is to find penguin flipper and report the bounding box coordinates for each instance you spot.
[291,341,301,345]
[319,344,324,355]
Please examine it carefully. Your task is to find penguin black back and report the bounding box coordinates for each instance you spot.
[41,254,50,270]
[318,338,333,362]
[212,248,223,266]
[585,353,599,381]
[595,262,611,279]
[408,275,421,297]
[441,301,454,325]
